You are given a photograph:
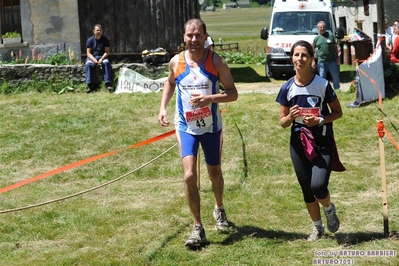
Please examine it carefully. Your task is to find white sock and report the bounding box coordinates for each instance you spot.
[313,220,322,227]
[215,204,224,210]
[324,204,332,212]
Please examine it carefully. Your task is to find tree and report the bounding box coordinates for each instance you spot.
[207,0,222,7]
[253,0,271,5]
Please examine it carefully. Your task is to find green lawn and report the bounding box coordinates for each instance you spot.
[201,7,270,53]
[0,87,399,265]
[0,5,398,266]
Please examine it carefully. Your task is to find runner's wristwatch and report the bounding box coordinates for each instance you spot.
[318,117,325,127]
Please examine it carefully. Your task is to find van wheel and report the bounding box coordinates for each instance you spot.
[266,64,278,79]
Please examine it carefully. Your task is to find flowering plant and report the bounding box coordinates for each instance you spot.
[2,31,21,38]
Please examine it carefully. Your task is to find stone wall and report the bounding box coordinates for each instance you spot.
[1,0,199,63]
[0,63,160,88]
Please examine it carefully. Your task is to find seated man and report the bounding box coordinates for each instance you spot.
[85,24,113,93]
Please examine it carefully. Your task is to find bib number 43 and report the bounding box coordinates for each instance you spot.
[196,119,206,128]
[185,107,213,129]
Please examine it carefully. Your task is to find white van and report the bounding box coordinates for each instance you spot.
[260,0,344,78]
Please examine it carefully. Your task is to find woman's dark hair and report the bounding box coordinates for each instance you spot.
[290,40,314,60]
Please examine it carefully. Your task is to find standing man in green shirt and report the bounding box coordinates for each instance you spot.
[312,21,340,90]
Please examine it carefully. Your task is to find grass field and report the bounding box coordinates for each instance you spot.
[201,7,270,53]
[1,6,399,266]
[1,88,399,265]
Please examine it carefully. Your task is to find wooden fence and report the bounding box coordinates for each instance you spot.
[214,42,239,51]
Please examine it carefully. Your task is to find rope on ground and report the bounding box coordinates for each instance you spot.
[0,129,176,194]
[0,143,177,214]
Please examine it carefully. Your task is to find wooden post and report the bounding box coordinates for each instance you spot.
[379,137,389,236]
[377,120,389,236]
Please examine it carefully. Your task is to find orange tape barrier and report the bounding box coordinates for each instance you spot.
[357,67,383,110]
[372,38,399,152]
[0,130,176,194]
[0,109,229,194]
[376,120,399,152]
[355,37,385,111]
[384,127,399,152]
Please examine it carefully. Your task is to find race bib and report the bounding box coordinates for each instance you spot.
[299,107,320,116]
[185,107,213,130]
[295,107,321,124]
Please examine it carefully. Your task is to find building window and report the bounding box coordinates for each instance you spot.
[0,0,22,35]
[339,17,347,36]
[363,0,369,16]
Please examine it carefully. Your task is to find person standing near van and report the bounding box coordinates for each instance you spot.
[312,21,340,90]
[205,35,214,50]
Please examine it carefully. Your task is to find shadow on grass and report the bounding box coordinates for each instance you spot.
[230,67,268,83]
[207,223,399,247]
[339,70,356,83]
[230,66,356,84]
[333,230,399,246]
[214,222,308,245]
[230,66,363,84]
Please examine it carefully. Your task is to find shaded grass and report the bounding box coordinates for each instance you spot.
[228,63,357,85]
[229,64,266,82]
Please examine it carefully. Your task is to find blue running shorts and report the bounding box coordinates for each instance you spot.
[176,130,223,166]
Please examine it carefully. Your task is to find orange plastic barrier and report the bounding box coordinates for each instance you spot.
[0,130,175,194]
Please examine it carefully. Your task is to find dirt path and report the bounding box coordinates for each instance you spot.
[236,81,351,94]
[236,82,285,94]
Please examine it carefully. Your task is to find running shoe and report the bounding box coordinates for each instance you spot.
[307,224,325,241]
[185,224,207,247]
[324,203,340,233]
[213,208,230,231]
[106,83,114,92]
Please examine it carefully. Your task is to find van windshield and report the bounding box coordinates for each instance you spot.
[271,12,332,35]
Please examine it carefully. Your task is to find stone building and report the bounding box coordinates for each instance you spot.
[0,0,200,63]
[237,0,251,8]
[223,2,238,9]
[333,0,398,46]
